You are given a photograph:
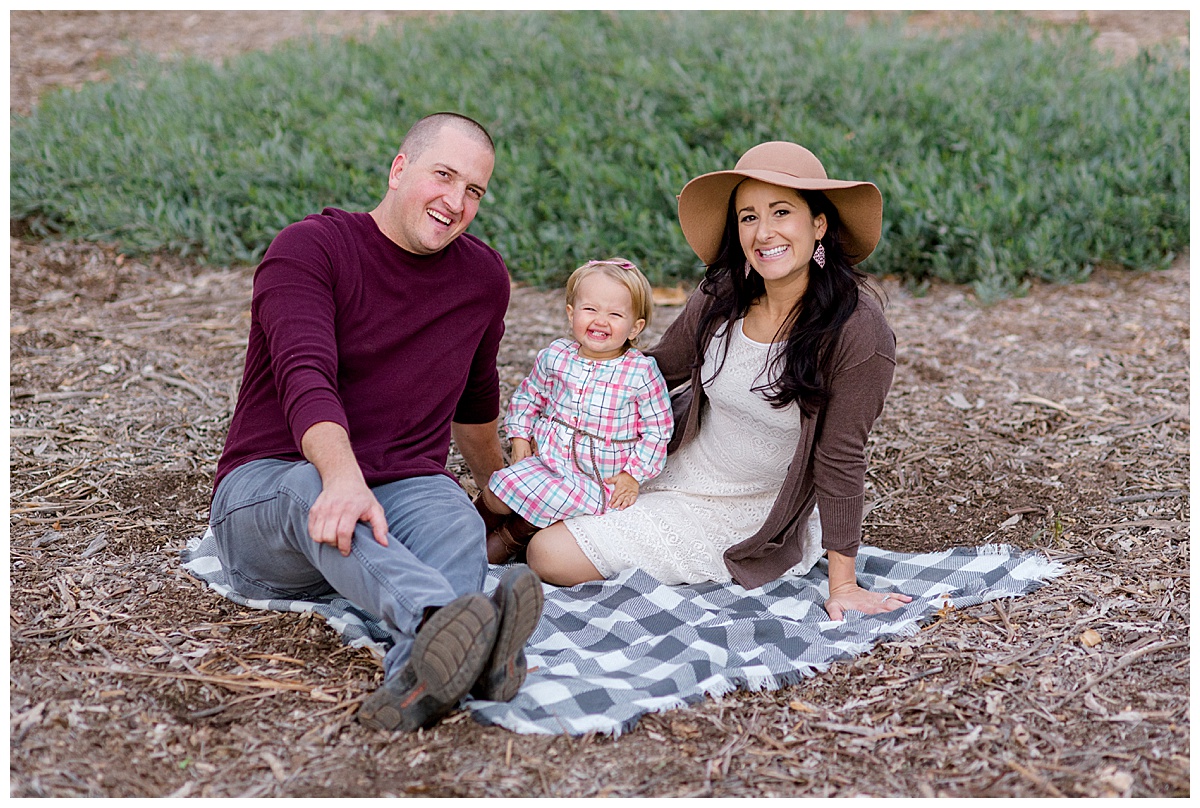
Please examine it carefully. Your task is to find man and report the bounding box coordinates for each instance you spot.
[209,113,543,732]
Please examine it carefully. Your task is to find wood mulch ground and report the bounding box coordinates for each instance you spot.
[9,10,1190,798]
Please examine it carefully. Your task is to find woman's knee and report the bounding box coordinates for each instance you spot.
[524,529,553,577]
[526,523,603,587]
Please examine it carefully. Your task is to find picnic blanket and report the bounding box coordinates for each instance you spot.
[182,529,1064,735]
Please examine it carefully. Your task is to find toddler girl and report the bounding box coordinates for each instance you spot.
[477,258,673,564]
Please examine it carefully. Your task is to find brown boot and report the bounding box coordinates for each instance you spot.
[473,494,508,535]
[486,514,539,565]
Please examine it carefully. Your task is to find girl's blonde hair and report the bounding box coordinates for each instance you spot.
[564,258,654,348]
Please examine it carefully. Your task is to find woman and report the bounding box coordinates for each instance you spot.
[525,141,912,620]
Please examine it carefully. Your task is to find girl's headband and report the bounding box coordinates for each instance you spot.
[581,259,637,271]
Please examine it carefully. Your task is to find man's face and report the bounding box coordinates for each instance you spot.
[384,126,495,255]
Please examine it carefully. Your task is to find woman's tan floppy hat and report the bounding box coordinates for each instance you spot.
[677,141,883,266]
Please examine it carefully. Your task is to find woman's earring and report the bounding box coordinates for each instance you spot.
[812,241,826,269]
[744,260,753,278]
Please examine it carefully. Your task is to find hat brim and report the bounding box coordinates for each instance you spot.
[677,168,883,266]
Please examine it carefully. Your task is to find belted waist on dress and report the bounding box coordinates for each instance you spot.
[547,415,638,514]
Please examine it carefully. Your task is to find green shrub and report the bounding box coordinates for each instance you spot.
[10,11,1189,298]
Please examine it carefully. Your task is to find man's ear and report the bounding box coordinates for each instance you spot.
[387,153,407,190]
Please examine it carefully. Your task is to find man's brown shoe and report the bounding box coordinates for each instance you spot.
[358,592,498,731]
[471,564,544,702]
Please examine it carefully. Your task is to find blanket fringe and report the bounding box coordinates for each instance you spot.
[183,529,210,553]
[1022,554,1069,581]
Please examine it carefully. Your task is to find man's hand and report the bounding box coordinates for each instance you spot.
[308,476,388,557]
[509,437,533,464]
[301,421,389,556]
[606,471,639,510]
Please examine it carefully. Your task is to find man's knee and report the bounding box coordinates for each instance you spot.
[425,497,488,589]
[381,477,482,542]
[455,499,486,542]
[444,504,487,565]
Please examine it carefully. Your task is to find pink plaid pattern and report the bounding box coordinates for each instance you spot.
[489,339,673,526]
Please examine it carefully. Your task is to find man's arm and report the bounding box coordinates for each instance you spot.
[301,421,389,556]
[452,418,505,494]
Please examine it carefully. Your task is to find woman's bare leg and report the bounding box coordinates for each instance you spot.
[526,522,604,586]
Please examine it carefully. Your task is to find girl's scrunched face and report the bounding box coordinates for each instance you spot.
[736,179,828,288]
[567,274,645,361]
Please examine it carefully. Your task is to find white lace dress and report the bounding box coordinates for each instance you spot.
[566,319,824,585]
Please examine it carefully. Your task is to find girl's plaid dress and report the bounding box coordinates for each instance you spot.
[489,338,673,527]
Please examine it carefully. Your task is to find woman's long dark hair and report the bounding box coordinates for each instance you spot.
[693,185,875,418]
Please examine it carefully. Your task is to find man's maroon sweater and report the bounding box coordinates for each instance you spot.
[213,208,509,494]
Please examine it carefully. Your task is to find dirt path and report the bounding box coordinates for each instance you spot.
[9,11,1190,798]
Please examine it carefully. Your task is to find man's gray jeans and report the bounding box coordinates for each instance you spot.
[209,458,487,678]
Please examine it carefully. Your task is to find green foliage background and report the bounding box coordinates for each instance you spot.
[10,11,1189,299]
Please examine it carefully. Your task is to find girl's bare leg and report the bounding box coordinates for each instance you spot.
[526,522,604,586]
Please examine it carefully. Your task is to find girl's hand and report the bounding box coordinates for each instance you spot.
[510,437,534,463]
[824,582,912,621]
[606,472,639,510]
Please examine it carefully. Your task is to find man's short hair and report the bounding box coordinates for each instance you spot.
[399,113,495,161]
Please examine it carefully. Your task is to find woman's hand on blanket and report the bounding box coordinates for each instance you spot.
[824,583,912,621]
[606,472,640,510]
[308,477,389,557]
[510,437,534,463]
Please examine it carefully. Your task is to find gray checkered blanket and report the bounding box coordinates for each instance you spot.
[182,529,1063,735]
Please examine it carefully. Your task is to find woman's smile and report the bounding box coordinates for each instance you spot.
[756,244,790,261]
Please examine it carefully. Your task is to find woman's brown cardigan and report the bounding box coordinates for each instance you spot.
[645,282,896,589]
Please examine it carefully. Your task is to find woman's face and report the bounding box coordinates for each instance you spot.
[735,179,827,287]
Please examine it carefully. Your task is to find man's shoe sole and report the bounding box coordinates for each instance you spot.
[358,592,498,731]
[473,564,544,702]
